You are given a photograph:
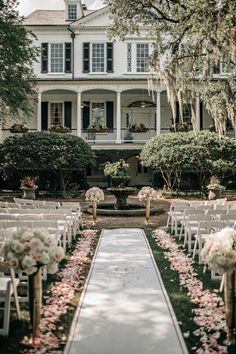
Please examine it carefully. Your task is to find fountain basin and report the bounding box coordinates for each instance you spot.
[84,203,163,216]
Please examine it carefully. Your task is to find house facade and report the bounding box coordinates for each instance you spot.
[2,0,235,186]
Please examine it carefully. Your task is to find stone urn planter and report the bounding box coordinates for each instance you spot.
[21,186,38,200]
[208,189,222,200]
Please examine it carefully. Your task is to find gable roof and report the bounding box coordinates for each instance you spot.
[24,9,94,26]
[70,5,108,27]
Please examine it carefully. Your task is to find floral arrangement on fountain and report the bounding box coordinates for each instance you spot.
[104,159,130,188]
[138,186,157,224]
[1,228,65,275]
[201,227,236,275]
[85,187,104,223]
[129,123,148,133]
[207,176,225,191]
[21,176,39,189]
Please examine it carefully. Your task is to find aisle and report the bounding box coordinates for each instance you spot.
[64,228,188,354]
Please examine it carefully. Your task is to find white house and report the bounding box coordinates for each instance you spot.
[2,0,235,186]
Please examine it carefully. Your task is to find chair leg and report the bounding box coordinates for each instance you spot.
[192,236,198,259]
[3,282,12,336]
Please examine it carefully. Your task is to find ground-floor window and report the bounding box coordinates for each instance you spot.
[91,102,105,128]
[50,102,63,126]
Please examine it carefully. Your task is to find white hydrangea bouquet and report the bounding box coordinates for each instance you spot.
[1,228,65,275]
[85,187,104,223]
[85,187,104,202]
[138,186,157,202]
[138,186,157,224]
[201,227,236,275]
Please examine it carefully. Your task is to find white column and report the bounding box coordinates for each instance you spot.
[77,91,82,137]
[37,92,42,131]
[116,91,121,143]
[156,91,161,135]
[195,93,200,131]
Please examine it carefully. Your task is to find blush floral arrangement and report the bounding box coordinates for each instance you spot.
[207,176,225,191]
[201,227,236,275]
[21,176,39,189]
[1,228,65,275]
[138,186,157,224]
[85,187,104,224]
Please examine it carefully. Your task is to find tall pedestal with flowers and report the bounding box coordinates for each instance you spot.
[1,228,64,341]
[85,187,104,224]
[138,186,157,224]
[201,227,236,345]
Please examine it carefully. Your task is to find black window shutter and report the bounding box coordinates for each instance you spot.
[200,101,203,130]
[41,43,48,73]
[175,102,180,123]
[107,43,113,73]
[106,101,114,130]
[65,43,72,73]
[64,102,72,129]
[83,43,90,73]
[41,102,48,130]
[82,102,90,129]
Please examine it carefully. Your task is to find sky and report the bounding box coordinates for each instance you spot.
[17,0,104,16]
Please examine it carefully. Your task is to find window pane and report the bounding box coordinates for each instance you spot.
[51,103,63,126]
[68,4,77,20]
[92,43,105,72]
[136,43,149,72]
[91,102,105,127]
[51,43,63,73]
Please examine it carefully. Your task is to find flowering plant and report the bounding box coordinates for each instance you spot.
[138,186,157,202]
[21,176,39,189]
[49,125,70,133]
[207,176,225,191]
[1,228,65,275]
[201,227,236,274]
[85,187,104,202]
[104,159,129,177]
[10,123,28,133]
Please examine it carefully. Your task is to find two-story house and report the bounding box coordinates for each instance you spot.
[2,0,235,186]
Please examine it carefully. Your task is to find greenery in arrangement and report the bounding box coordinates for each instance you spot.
[0,0,39,121]
[49,125,70,133]
[0,132,95,193]
[106,0,236,134]
[104,159,129,177]
[9,123,29,133]
[140,131,236,191]
[129,123,148,133]
[207,176,226,191]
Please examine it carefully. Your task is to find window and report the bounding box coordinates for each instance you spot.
[50,103,63,126]
[91,102,105,127]
[68,4,77,20]
[92,43,105,72]
[51,44,63,73]
[136,43,149,72]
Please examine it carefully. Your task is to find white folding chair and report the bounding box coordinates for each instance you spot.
[34,220,61,247]
[184,214,212,253]
[179,208,205,240]
[166,202,190,235]
[6,203,20,209]
[0,214,19,220]
[0,208,8,213]
[0,262,21,336]
[192,220,225,262]
[41,215,69,249]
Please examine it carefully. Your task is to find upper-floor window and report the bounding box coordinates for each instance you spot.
[92,43,105,72]
[83,42,113,73]
[127,42,150,73]
[68,4,77,20]
[136,43,149,72]
[51,43,63,73]
[41,42,72,74]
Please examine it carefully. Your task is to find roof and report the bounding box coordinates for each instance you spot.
[24,9,95,26]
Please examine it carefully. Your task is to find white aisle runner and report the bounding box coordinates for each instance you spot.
[64,228,188,354]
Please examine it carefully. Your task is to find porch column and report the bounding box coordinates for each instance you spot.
[116,91,121,143]
[76,91,82,137]
[156,91,161,135]
[195,93,200,131]
[37,91,42,131]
